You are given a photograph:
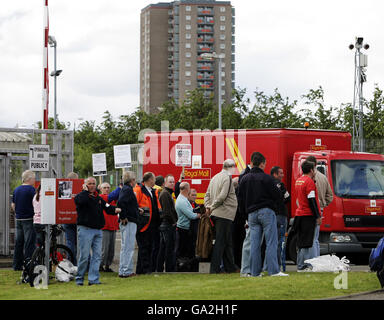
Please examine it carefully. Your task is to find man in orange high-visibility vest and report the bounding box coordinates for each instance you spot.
[134,172,162,274]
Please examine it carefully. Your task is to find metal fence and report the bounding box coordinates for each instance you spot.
[0,128,73,256]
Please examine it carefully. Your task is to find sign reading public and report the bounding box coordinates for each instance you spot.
[29,144,50,172]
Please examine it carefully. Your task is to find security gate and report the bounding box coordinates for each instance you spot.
[0,128,73,256]
[0,155,10,255]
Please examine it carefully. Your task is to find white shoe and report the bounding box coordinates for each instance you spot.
[271,272,289,277]
[240,273,252,277]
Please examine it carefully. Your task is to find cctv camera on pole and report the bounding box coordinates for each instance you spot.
[349,37,369,152]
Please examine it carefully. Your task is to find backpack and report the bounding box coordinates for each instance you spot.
[369,237,384,271]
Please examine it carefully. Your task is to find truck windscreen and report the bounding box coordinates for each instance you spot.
[332,160,384,198]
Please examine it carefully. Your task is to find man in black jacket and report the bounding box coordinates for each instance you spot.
[270,166,290,270]
[118,171,142,278]
[238,152,288,277]
[74,177,121,286]
[157,174,178,272]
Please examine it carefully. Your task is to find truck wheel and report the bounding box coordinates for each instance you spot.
[287,233,298,265]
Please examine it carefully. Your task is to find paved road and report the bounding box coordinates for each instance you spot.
[327,289,384,300]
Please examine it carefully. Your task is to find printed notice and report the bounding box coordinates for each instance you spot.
[114,144,132,168]
[175,144,192,167]
[92,153,107,176]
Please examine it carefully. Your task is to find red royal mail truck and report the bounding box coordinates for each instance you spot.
[143,128,384,262]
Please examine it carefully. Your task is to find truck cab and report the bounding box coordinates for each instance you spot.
[287,150,384,262]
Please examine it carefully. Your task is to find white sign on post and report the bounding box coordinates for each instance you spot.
[113,144,132,168]
[40,178,56,224]
[92,153,107,176]
[29,144,50,172]
[175,144,192,167]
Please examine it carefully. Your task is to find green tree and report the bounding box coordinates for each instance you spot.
[300,86,340,130]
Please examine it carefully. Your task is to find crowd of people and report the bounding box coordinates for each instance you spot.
[11,151,333,285]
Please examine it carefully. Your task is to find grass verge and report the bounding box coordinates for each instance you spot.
[0,269,379,300]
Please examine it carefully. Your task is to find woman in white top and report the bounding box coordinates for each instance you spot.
[32,184,45,247]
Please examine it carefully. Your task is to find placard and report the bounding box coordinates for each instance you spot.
[92,153,107,176]
[114,144,132,168]
[175,144,192,167]
[56,179,84,224]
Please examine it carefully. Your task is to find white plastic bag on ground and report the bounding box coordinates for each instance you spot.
[304,254,350,272]
[55,259,78,282]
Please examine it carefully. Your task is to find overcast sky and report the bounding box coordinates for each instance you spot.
[0,0,383,129]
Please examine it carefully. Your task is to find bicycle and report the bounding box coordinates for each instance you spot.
[28,224,74,287]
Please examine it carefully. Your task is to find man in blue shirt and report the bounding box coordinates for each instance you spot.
[12,170,36,270]
[175,182,201,264]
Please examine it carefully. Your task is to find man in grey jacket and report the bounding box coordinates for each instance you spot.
[205,159,239,274]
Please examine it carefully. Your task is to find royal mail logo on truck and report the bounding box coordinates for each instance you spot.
[366,207,383,214]
[184,169,211,180]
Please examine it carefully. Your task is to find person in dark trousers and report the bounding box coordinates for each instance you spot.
[118,171,141,278]
[238,152,288,277]
[270,166,290,270]
[12,170,36,271]
[175,182,201,269]
[99,182,119,273]
[294,160,322,271]
[188,188,201,261]
[232,176,246,269]
[74,177,121,286]
[151,175,164,272]
[204,159,239,274]
[157,174,178,272]
[134,172,162,275]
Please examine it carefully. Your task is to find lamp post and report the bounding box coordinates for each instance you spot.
[200,52,225,129]
[349,37,369,152]
[48,35,62,130]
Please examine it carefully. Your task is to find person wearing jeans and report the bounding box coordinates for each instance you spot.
[293,161,322,271]
[12,170,36,270]
[248,208,280,276]
[119,221,137,277]
[118,171,140,278]
[77,226,103,284]
[63,224,77,265]
[74,177,120,285]
[305,156,333,258]
[238,152,288,277]
[240,224,251,276]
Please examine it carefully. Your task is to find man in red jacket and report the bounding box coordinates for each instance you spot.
[99,182,119,272]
